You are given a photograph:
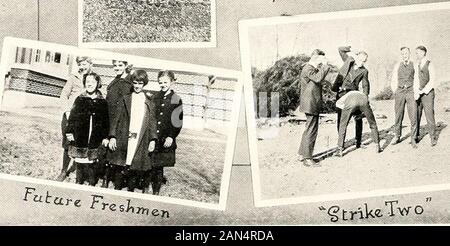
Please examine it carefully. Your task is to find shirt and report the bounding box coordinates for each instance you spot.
[125,92,146,165]
[415,58,435,95]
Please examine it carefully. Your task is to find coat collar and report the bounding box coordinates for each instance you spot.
[156,89,174,99]
[339,57,366,82]
[350,66,366,81]
[79,90,104,99]
[123,92,152,115]
[107,74,132,90]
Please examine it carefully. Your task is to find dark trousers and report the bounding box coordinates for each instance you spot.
[394,88,418,141]
[417,89,436,141]
[338,104,379,148]
[337,108,363,147]
[60,114,73,174]
[75,162,99,186]
[298,113,319,159]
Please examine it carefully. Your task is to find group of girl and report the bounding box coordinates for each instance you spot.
[65,60,183,195]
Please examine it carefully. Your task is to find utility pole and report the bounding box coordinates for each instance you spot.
[37,0,40,41]
[275,25,279,62]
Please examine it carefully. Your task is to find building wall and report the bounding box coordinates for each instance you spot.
[4,47,237,130]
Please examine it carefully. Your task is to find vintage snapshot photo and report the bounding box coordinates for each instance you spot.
[0,37,241,210]
[239,2,450,207]
[78,0,216,48]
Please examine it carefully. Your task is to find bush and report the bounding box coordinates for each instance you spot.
[373,86,394,100]
[252,55,337,117]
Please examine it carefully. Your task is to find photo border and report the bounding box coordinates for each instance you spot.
[77,0,217,49]
[0,37,242,211]
[239,1,450,208]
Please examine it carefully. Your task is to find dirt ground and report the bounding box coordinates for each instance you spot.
[257,82,450,200]
[0,109,226,204]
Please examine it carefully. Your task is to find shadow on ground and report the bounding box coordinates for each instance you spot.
[312,122,447,161]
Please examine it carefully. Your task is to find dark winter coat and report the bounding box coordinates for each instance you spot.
[107,93,158,171]
[106,74,133,125]
[150,90,183,167]
[66,91,109,160]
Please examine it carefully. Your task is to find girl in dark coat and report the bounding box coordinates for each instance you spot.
[66,73,109,186]
[102,60,133,188]
[107,70,158,192]
[149,70,183,195]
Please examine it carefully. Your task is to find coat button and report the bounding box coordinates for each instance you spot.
[160,112,163,115]
[157,130,160,133]
[161,104,165,106]
[158,122,161,125]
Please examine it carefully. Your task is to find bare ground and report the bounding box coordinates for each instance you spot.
[0,110,226,204]
[257,83,450,200]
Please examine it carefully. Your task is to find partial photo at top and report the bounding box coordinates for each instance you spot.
[239,2,450,207]
[79,0,216,48]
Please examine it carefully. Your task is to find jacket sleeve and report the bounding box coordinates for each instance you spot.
[109,98,124,139]
[101,100,110,140]
[305,65,330,84]
[169,97,183,139]
[66,97,80,135]
[60,76,75,113]
[147,99,158,142]
[331,73,343,92]
[361,70,370,96]
[338,46,351,62]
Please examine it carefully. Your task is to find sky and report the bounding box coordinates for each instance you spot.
[248,8,450,93]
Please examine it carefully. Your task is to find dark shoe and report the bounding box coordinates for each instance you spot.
[431,138,437,147]
[303,159,321,167]
[375,144,381,153]
[356,144,366,149]
[392,137,401,145]
[334,147,344,157]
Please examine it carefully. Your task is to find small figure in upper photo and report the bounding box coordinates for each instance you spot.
[240,2,450,206]
[79,0,216,48]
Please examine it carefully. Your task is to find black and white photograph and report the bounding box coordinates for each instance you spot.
[239,2,450,206]
[79,0,216,48]
[0,37,241,210]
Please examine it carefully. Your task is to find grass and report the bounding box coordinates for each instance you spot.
[0,111,225,204]
[82,0,212,43]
